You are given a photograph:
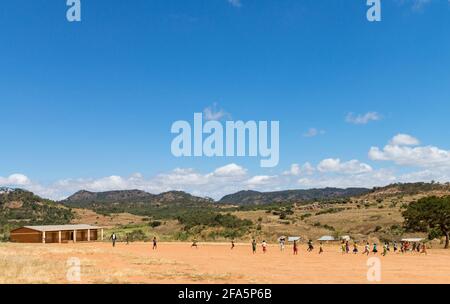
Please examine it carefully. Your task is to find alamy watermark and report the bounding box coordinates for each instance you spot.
[171,113,280,168]
[66,0,81,22]
[366,257,382,282]
[66,257,81,282]
[65,1,380,23]
[367,0,382,22]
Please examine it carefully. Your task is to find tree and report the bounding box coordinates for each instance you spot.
[402,196,450,249]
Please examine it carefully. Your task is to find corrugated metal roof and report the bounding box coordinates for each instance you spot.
[23,224,102,232]
[318,236,336,241]
[401,238,424,242]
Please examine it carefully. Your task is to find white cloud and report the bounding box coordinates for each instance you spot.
[0,174,31,186]
[390,134,420,146]
[283,162,315,176]
[227,0,242,8]
[297,168,397,189]
[303,128,325,138]
[346,112,381,125]
[245,175,277,187]
[284,164,301,176]
[317,158,373,174]
[203,103,231,121]
[369,134,450,168]
[212,163,247,177]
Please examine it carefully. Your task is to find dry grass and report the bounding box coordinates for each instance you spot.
[1,242,450,284]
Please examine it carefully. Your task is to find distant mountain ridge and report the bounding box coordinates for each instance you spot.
[218,187,371,205]
[0,188,73,226]
[61,189,213,207]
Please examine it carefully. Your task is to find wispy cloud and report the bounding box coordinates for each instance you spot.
[203,103,231,121]
[411,0,432,11]
[227,0,242,8]
[303,128,325,138]
[346,112,381,125]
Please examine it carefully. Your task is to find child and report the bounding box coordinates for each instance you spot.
[345,241,350,254]
[393,241,398,253]
[353,242,359,254]
[382,242,388,256]
[363,242,370,256]
[110,233,117,247]
[307,240,314,252]
[231,239,235,250]
[293,240,298,255]
[372,243,378,254]
[341,241,346,255]
[191,238,198,249]
[319,242,324,254]
[279,238,286,252]
[262,240,268,254]
[252,239,257,254]
[420,243,428,255]
[152,237,157,250]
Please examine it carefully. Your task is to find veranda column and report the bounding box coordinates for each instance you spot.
[73,230,77,243]
[58,231,62,243]
[87,229,91,242]
[101,228,104,241]
[42,231,46,244]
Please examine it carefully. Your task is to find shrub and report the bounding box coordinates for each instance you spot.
[149,221,162,228]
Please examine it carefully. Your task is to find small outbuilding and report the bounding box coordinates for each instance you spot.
[401,238,424,243]
[317,235,336,242]
[10,224,104,244]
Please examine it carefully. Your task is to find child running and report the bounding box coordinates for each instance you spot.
[307,240,314,252]
[231,239,235,250]
[341,241,346,255]
[382,242,388,256]
[319,242,324,254]
[191,238,198,249]
[372,243,378,255]
[262,240,268,254]
[420,243,428,255]
[152,237,157,250]
[363,242,370,256]
[353,242,359,254]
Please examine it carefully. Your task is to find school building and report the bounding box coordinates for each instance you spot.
[10,224,104,244]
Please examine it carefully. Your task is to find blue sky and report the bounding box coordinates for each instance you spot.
[1,0,450,199]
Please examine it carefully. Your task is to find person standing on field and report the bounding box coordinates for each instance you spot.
[262,240,268,254]
[152,237,157,250]
[252,239,257,254]
[293,240,298,255]
[110,232,117,247]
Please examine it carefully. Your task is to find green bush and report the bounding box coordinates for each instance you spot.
[149,221,162,228]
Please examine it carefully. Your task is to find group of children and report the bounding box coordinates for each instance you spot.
[110,233,158,250]
[109,233,428,256]
[248,238,428,256]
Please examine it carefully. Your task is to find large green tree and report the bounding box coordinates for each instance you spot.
[403,196,450,249]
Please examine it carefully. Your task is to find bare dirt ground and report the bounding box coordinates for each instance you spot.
[1,242,449,284]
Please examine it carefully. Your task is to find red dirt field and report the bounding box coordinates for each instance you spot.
[1,242,449,284]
